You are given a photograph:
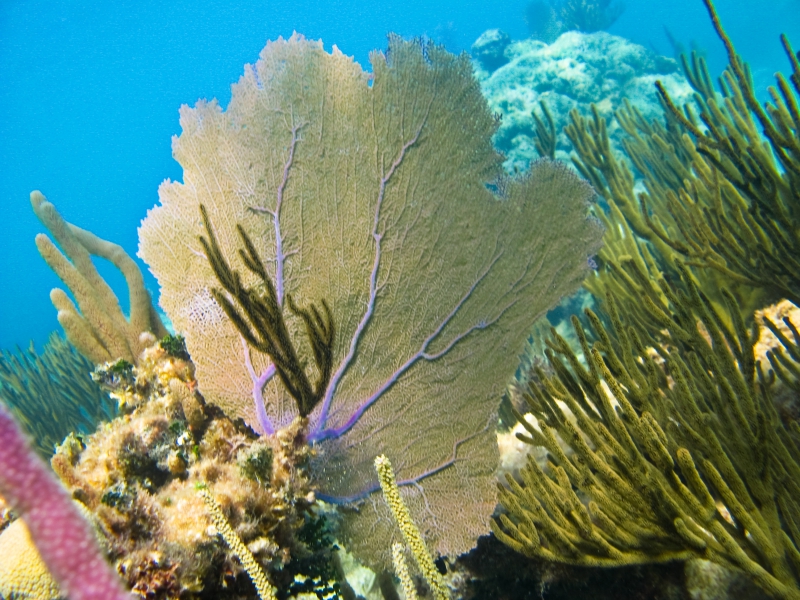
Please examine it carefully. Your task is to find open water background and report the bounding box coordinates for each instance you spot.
[1,0,798,349]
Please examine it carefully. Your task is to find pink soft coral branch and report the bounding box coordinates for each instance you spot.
[0,404,132,600]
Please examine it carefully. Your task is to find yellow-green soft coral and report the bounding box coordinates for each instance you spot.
[565,0,800,323]
[494,266,800,599]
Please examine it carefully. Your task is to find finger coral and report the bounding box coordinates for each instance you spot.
[32,191,168,365]
[138,33,603,565]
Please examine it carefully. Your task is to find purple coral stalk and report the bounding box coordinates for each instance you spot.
[0,404,132,600]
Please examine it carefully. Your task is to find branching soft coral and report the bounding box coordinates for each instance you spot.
[32,191,168,365]
[495,266,800,600]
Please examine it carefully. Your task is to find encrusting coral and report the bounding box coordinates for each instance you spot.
[45,339,340,599]
[32,191,168,365]
[138,32,603,567]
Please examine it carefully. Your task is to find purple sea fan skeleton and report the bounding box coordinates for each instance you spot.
[138,33,603,565]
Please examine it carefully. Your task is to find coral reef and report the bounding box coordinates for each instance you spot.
[138,33,603,567]
[0,332,116,457]
[471,29,512,72]
[0,518,61,600]
[490,3,800,598]
[36,337,342,599]
[32,191,168,365]
[474,30,692,173]
[495,268,800,599]
[561,0,800,332]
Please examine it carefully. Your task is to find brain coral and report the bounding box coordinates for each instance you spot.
[0,519,60,600]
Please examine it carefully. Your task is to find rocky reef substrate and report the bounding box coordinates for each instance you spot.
[472,29,694,173]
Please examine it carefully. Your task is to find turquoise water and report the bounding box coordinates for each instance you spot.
[0,0,797,349]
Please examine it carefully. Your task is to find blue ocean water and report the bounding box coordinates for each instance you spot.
[0,0,797,350]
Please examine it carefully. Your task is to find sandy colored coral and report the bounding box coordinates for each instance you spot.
[32,191,168,365]
[0,518,61,600]
[47,343,329,599]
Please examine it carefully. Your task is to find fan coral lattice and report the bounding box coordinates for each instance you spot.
[138,34,603,565]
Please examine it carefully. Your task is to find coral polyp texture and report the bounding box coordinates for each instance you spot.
[0,518,61,599]
[138,33,602,565]
[0,403,132,600]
